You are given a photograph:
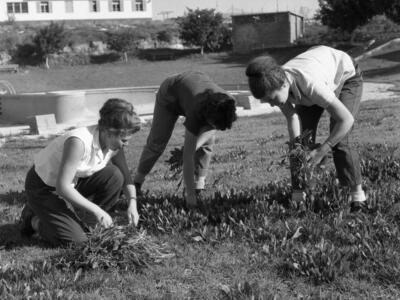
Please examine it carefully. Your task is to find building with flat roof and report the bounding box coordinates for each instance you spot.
[1,0,152,23]
[232,11,304,53]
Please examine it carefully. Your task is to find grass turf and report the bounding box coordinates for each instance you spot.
[1,97,400,299]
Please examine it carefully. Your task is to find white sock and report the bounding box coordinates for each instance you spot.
[351,190,366,203]
[194,176,206,190]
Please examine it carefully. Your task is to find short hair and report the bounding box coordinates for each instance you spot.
[98,98,141,134]
[245,56,287,99]
[199,90,237,131]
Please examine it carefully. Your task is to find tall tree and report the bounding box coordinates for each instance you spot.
[33,22,67,69]
[106,29,140,62]
[315,0,397,32]
[384,0,400,24]
[177,8,225,55]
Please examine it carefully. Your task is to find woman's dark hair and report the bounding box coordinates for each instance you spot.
[98,98,141,133]
[245,56,287,99]
[200,90,237,131]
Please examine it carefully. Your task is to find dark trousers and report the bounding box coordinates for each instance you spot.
[135,80,215,187]
[25,165,124,245]
[293,67,363,188]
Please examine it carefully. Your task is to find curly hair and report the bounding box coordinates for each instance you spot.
[199,90,237,131]
[98,98,141,134]
[245,56,287,99]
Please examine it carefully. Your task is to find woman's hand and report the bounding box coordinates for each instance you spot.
[94,208,113,228]
[307,143,331,169]
[126,198,139,226]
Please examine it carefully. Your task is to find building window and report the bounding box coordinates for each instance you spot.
[112,0,121,11]
[90,0,99,12]
[65,0,73,13]
[134,0,144,11]
[7,2,29,14]
[40,1,50,13]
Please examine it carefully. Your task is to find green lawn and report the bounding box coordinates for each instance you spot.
[2,47,400,94]
[1,49,400,299]
[0,53,249,93]
[1,96,400,299]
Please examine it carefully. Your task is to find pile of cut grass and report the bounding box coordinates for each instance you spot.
[54,226,174,272]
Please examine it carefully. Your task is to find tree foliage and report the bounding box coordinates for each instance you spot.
[316,0,400,33]
[177,8,229,54]
[156,30,174,44]
[106,29,140,62]
[33,22,68,68]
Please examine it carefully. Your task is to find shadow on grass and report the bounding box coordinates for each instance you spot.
[139,186,291,227]
[90,52,121,64]
[362,64,400,78]
[373,50,400,63]
[0,222,44,249]
[3,145,45,150]
[1,138,48,150]
[138,48,202,61]
[0,191,44,249]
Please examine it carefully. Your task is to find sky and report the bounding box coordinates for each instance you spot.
[151,0,320,20]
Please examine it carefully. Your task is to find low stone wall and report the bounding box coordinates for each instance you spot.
[0,86,254,125]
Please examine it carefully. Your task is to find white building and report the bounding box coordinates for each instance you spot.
[1,0,152,22]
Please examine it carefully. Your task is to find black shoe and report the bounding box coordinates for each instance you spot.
[20,204,35,237]
[134,182,143,197]
[195,189,203,197]
[350,201,367,213]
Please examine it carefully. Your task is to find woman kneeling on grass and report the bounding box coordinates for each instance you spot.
[20,98,141,245]
[133,71,237,207]
[246,45,367,212]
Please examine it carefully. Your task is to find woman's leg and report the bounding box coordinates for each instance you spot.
[24,167,87,245]
[74,164,124,227]
[194,133,215,190]
[75,164,124,211]
[134,100,179,185]
[331,69,364,200]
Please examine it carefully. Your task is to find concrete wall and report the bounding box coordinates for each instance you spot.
[232,12,304,53]
[0,91,88,124]
[0,87,253,124]
[1,0,152,22]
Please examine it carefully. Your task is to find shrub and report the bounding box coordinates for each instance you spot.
[0,33,20,54]
[33,22,68,69]
[206,23,232,52]
[177,8,228,55]
[156,30,174,44]
[106,29,141,62]
[12,42,41,66]
[48,52,91,67]
[352,15,400,44]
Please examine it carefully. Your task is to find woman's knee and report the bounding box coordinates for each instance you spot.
[40,219,88,246]
[106,164,124,188]
[146,142,168,155]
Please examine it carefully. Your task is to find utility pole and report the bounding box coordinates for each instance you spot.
[158,11,173,20]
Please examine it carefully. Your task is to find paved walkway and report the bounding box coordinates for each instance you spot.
[0,82,398,139]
